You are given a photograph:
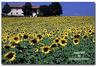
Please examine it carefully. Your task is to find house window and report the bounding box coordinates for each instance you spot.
[16,12,18,14]
[11,12,13,15]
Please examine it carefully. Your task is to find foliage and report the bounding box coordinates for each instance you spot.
[38,5,49,17]
[2,3,11,15]
[49,2,62,16]
[22,2,32,16]
[38,2,63,16]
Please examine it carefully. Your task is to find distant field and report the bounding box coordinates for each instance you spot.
[2,16,95,64]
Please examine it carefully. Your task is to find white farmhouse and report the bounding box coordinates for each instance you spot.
[7,5,39,17]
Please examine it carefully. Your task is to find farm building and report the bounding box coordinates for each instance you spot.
[7,5,39,17]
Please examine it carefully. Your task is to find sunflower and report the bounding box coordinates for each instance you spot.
[74,34,80,38]
[67,27,71,32]
[92,38,95,43]
[60,35,64,38]
[61,35,68,39]
[88,29,93,35]
[29,38,39,45]
[41,46,51,54]
[64,31,68,36]
[28,34,34,40]
[83,34,88,40]
[2,36,7,43]
[54,37,60,43]
[43,29,48,34]
[73,38,80,45]
[71,28,76,34]
[4,51,16,62]
[88,28,95,36]
[3,44,11,49]
[60,39,67,47]
[90,32,95,36]
[11,42,20,48]
[12,34,21,44]
[50,43,58,48]
[18,32,24,39]
[23,34,29,40]
[37,34,44,40]
[63,36,68,39]
[56,28,60,33]
[47,33,52,37]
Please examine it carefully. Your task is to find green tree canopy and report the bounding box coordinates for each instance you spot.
[38,5,49,16]
[2,3,11,15]
[49,2,62,16]
[22,2,32,16]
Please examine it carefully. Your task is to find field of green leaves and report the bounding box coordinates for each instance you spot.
[2,16,95,64]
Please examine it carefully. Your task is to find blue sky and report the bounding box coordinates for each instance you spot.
[2,2,95,16]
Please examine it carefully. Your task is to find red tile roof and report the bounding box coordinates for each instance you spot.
[32,6,39,9]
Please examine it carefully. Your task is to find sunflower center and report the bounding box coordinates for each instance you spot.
[23,35,28,39]
[51,44,57,48]
[55,39,59,42]
[65,33,67,35]
[74,40,78,43]
[74,35,80,38]
[64,37,67,39]
[32,39,37,43]
[84,35,87,39]
[91,32,94,35]
[14,37,19,41]
[37,35,42,39]
[6,53,14,59]
[5,46,10,49]
[89,30,91,32]
[44,47,48,52]
[61,40,66,44]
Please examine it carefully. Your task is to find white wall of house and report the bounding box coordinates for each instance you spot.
[37,9,39,14]
[33,12,37,17]
[7,8,39,17]
[32,10,39,17]
[7,9,24,16]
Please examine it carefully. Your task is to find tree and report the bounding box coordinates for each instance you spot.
[22,2,32,16]
[49,2,62,16]
[38,5,49,16]
[2,3,11,16]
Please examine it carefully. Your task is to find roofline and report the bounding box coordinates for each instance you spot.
[10,6,40,9]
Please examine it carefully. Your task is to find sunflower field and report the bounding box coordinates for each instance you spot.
[2,16,95,64]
